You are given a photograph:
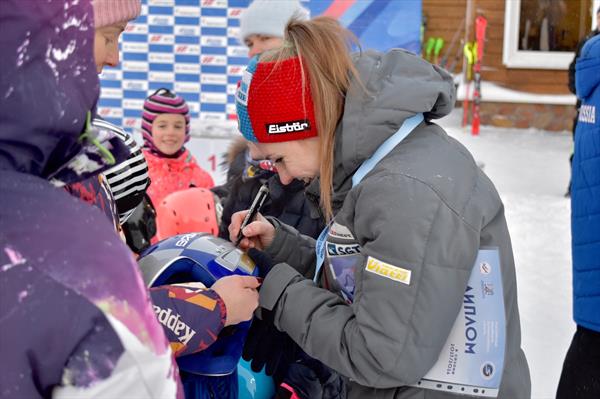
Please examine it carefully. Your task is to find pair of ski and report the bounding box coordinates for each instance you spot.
[463,15,488,136]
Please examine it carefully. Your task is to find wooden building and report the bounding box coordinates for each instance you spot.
[423,0,599,131]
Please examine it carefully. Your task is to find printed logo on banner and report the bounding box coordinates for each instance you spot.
[125,24,148,34]
[122,61,149,73]
[228,8,243,18]
[175,82,201,93]
[123,42,149,53]
[201,36,227,47]
[148,15,175,26]
[227,84,238,95]
[201,17,227,28]
[174,6,200,17]
[101,88,123,99]
[175,63,200,74]
[227,27,241,38]
[227,66,244,76]
[200,112,227,121]
[149,72,175,82]
[98,107,123,119]
[226,103,237,115]
[123,118,141,129]
[149,0,174,5]
[202,74,228,85]
[227,46,248,57]
[149,34,175,45]
[176,45,200,55]
[149,53,175,64]
[175,26,201,37]
[201,55,227,66]
[188,103,200,114]
[100,70,123,81]
[201,92,227,104]
[201,0,227,8]
[123,99,145,110]
[123,80,148,91]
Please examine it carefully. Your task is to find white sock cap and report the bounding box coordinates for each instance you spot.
[239,0,309,42]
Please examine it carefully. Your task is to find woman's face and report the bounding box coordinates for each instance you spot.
[94,22,128,73]
[151,114,187,156]
[244,34,283,58]
[256,137,321,185]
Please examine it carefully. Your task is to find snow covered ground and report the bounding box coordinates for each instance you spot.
[438,109,575,399]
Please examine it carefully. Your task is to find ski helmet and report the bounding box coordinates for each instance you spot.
[138,233,259,376]
[155,187,221,241]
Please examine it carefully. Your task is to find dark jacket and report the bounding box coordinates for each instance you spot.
[0,1,181,397]
[571,34,600,333]
[259,49,530,398]
[216,137,325,241]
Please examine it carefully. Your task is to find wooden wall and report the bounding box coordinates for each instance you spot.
[422,0,583,95]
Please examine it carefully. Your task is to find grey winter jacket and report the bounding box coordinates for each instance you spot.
[258,49,531,399]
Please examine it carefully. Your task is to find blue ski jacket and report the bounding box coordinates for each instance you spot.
[572,34,600,332]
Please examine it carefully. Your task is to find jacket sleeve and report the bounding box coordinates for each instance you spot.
[259,174,480,388]
[53,313,182,399]
[149,283,226,358]
[265,217,318,279]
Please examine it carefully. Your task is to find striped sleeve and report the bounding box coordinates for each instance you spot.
[95,118,151,224]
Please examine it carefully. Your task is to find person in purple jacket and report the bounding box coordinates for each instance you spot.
[0,1,182,397]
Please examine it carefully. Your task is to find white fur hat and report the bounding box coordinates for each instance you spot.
[239,0,309,41]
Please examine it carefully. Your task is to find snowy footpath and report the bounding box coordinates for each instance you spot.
[438,109,574,399]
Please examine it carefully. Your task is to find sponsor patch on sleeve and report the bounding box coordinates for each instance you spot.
[365,256,411,285]
[329,222,355,240]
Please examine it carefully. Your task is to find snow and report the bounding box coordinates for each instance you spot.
[437,109,575,399]
[453,74,576,105]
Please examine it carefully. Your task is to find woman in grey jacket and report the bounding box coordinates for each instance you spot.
[231,17,530,399]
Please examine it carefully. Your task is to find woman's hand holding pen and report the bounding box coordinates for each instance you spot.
[229,210,275,251]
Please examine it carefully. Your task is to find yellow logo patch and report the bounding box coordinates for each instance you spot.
[365,256,411,285]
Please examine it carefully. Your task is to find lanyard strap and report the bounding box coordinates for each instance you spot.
[314,113,424,281]
[352,113,424,186]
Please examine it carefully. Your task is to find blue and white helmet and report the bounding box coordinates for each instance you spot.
[138,233,260,377]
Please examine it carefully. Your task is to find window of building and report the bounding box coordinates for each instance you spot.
[503,0,597,69]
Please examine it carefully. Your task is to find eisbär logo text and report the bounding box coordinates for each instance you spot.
[266,120,310,135]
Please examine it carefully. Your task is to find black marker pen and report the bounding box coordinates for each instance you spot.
[235,183,269,246]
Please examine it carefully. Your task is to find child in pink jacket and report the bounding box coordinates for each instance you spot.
[141,88,214,209]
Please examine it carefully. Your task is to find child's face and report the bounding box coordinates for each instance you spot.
[152,114,187,156]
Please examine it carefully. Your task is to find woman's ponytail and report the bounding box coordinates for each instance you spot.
[261,16,360,220]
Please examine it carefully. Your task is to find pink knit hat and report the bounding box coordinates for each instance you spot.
[92,0,141,28]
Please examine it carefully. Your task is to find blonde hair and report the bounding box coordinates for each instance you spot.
[259,17,361,220]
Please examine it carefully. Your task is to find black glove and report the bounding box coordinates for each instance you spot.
[247,247,276,278]
[275,352,347,399]
[242,314,299,385]
[275,361,322,399]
